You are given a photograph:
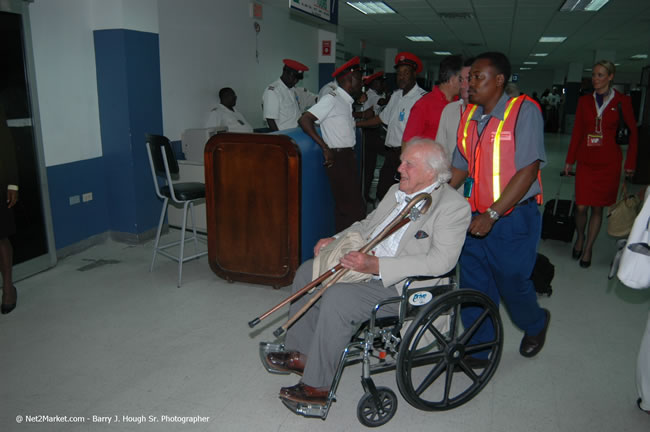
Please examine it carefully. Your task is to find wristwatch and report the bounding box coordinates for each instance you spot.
[486,207,500,221]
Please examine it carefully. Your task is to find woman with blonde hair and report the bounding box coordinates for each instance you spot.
[564,60,638,267]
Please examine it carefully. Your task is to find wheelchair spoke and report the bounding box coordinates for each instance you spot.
[464,339,500,355]
[414,358,446,396]
[459,308,490,345]
[442,362,455,405]
[448,302,461,340]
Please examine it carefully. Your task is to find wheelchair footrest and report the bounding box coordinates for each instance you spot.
[280,398,330,420]
[259,342,288,374]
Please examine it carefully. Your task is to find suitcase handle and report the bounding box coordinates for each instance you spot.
[553,172,575,215]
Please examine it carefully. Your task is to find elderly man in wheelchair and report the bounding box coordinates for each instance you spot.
[259,138,503,426]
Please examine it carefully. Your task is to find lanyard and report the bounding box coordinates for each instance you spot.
[593,89,614,119]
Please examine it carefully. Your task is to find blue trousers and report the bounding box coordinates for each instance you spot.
[460,200,546,355]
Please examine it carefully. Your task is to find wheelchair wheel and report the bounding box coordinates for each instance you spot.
[396,289,502,411]
[356,387,398,428]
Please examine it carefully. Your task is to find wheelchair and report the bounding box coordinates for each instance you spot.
[260,273,503,427]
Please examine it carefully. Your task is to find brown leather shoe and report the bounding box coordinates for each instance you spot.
[520,309,551,358]
[266,351,306,376]
[279,382,328,404]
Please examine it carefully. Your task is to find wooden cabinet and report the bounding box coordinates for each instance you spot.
[204,133,300,287]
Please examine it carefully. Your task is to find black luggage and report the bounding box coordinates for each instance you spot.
[541,173,575,242]
[531,253,555,297]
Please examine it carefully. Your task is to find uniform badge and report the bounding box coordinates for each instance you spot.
[415,230,429,239]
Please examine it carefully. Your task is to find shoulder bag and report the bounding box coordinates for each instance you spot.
[607,181,640,237]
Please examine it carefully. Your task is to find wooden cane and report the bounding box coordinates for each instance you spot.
[271,192,433,337]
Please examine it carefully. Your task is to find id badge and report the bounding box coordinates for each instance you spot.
[399,109,405,122]
[463,177,474,198]
[587,134,603,147]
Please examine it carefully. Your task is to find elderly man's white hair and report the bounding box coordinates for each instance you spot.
[403,138,452,184]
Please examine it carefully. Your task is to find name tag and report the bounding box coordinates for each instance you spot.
[587,134,603,147]
[490,131,512,141]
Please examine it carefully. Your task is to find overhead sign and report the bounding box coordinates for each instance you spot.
[290,0,338,24]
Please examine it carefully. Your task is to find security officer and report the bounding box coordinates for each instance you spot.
[358,71,387,203]
[299,57,366,232]
[263,59,309,131]
[357,52,427,201]
[449,52,550,361]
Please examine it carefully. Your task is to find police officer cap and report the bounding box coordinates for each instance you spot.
[283,59,309,79]
[332,56,361,78]
[363,71,384,85]
[394,52,423,74]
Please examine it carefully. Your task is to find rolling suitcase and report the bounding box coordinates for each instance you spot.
[541,172,576,242]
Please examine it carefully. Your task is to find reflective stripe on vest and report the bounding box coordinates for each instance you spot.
[491,97,520,203]
[461,105,478,156]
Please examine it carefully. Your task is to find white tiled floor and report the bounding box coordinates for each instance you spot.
[1,133,649,431]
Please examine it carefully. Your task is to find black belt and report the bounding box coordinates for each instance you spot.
[384,146,401,152]
[516,197,536,207]
[330,147,354,153]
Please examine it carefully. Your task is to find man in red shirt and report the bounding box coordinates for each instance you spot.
[402,55,463,146]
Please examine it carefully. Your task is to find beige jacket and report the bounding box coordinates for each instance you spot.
[337,182,471,289]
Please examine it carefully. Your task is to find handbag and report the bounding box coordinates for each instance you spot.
[607,181,640,237]
[615,102,630,145]
[617,186,650,289]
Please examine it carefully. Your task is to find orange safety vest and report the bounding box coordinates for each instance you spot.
[457,95,543,214]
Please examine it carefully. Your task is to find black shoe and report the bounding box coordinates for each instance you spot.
[579,259,591,268]
[1,287,17,315]
[572,248,582,260]
[638,398,650,414]
[520,309,550,358]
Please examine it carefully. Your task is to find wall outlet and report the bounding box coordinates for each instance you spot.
[69,195,80,205]
[82,192,93,202]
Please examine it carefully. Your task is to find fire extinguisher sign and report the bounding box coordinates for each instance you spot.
[322,40,331,56]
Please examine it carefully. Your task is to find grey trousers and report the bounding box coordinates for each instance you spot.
[284,259,399,388]
[638,311,650,410]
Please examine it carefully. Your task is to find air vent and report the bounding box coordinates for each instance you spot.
[439,12,474,19]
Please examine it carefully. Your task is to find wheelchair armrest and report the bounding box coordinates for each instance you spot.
[401,269,456,297]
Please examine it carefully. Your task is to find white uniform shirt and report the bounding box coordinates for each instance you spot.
[318,81,338,101]
[379,84,427,148]
[362,88,385,115]
[262,78,301,130]
[213,104,253,133]
[307,87,356,149]
[293,87,318,113]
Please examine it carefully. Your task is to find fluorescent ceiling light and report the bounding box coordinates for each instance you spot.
[433,51,452,55]
[631,54,648,59]
[531,53,548,57]
[584,68,592,71]
[346,2,396,14]
[560,0,609,12]
[615,63,621,66]
[406,36,433,42]
[520,67,531,70]
[539,36,567,43]
[524,61,538,65]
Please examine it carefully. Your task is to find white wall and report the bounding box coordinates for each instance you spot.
[158,0,321,138]
[30,0,102,167]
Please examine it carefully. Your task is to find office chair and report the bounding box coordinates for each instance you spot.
[145,134,207,287]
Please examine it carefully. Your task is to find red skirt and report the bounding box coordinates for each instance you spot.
[575,161,622,207]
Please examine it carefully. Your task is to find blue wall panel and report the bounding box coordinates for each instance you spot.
[47,158,109,250]
[94,29,163,235]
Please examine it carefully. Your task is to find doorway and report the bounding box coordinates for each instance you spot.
[1,1,56,281]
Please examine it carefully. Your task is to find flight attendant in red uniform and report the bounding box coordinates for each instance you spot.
[564,60,638,268]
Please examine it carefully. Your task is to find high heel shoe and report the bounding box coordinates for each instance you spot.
[579,259,591,268]
[572,248,582,260]
[1,287,17,315]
